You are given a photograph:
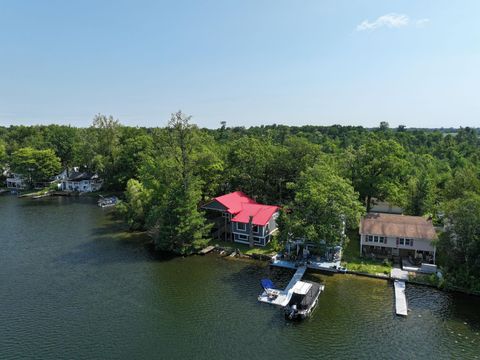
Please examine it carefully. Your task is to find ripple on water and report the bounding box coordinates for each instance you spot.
[1,196,480,359]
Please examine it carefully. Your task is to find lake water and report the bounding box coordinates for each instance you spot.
[1,195,480,359]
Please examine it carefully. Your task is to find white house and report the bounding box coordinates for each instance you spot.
[6,173,27,190]
[61,172,102,192]
[359,213,437,263]
[53,169,69,182]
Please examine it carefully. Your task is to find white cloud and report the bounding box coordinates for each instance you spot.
[356,13,410,31]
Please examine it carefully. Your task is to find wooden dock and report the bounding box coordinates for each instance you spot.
[199,245,215,255]
[394,280,408,316]
[258,266,307,307]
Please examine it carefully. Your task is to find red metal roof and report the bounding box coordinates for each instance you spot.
[231,203,279,226]
[213,191,257,214]
[213,191,279,226]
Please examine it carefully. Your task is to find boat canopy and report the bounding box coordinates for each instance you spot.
[291,281,312,295]
[261,279,276,290]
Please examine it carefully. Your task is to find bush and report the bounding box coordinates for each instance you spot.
[382,258,392,267]
[270,235,283,252]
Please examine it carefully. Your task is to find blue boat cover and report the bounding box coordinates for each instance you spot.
[261,279,275,290]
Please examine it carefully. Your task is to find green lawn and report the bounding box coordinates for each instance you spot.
[207,239,278,256]
[17,188,51,197]
[342,231,392,275]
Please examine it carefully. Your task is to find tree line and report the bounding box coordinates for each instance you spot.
[1,114,479,291]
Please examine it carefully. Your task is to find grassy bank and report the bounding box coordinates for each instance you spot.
[17,188,52,197]
[207,239,277,256]
[342,233,392,276]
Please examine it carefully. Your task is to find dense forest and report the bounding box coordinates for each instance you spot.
[1,113,480,292]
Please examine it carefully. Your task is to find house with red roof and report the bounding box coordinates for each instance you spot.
[202,191,280,247]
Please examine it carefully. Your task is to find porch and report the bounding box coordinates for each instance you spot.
[361,245,435,265]
[204,210,232,242]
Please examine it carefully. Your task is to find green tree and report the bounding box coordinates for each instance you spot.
[145,111,210,254]
[404,155,440,217]
[90,114,122,188]
[226,137,275,201]
[43,125,78,171]
[405,174,436,216]
[0,139,6,166]
[350,138,409,211]
[11,147,61,185]
[118,179,150,231]
[444,165,480,200]
[285,163,364,245]
[191,133,224,200]
[113,132,154,188]
[438,192,480,292]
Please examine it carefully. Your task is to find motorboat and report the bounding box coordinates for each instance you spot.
[98,196,118,208]
[284,280,324,320]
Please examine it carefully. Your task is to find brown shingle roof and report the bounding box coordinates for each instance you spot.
[360,213,437,240]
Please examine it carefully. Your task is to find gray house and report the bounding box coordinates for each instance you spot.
[359,213,437,263]
[202,191,280,247]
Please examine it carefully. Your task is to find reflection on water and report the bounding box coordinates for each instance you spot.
[1,196,479,359]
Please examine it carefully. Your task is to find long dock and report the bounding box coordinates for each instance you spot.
[394,280,408,316]
[258,266,307,307]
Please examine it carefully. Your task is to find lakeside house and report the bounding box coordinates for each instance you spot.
[369,198,404,215]
[61,172,103,192]
[359,213,437,264]
[5,173,27,190]
[5,169,72,190]
[202,191,279,247]
[34,169,70,189]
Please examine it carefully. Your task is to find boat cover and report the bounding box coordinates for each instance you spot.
[261,279,276,290]
[287,281,322,310]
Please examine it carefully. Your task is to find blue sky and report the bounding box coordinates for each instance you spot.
[0,0,479,128]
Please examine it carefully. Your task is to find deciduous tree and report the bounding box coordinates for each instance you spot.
[11,147,61,185]
[284,163,364,245]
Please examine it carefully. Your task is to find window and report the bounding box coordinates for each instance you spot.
[379,237,385,244]
[236,234,248,241]
[253,237,261,244]
[237,222,246,231]
[405,239,410,246]
[374,236,379,243]
[253,225,259,234]
[399,238,405,245]
[410,239,414,247]
[368,235,373,242]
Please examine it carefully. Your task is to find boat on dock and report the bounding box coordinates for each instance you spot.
[261,279,281,300]
[284,280,324,320]
[258,265,325,320]
[98,196,118,208]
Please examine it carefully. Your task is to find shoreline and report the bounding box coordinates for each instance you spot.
[201,244,480,297]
